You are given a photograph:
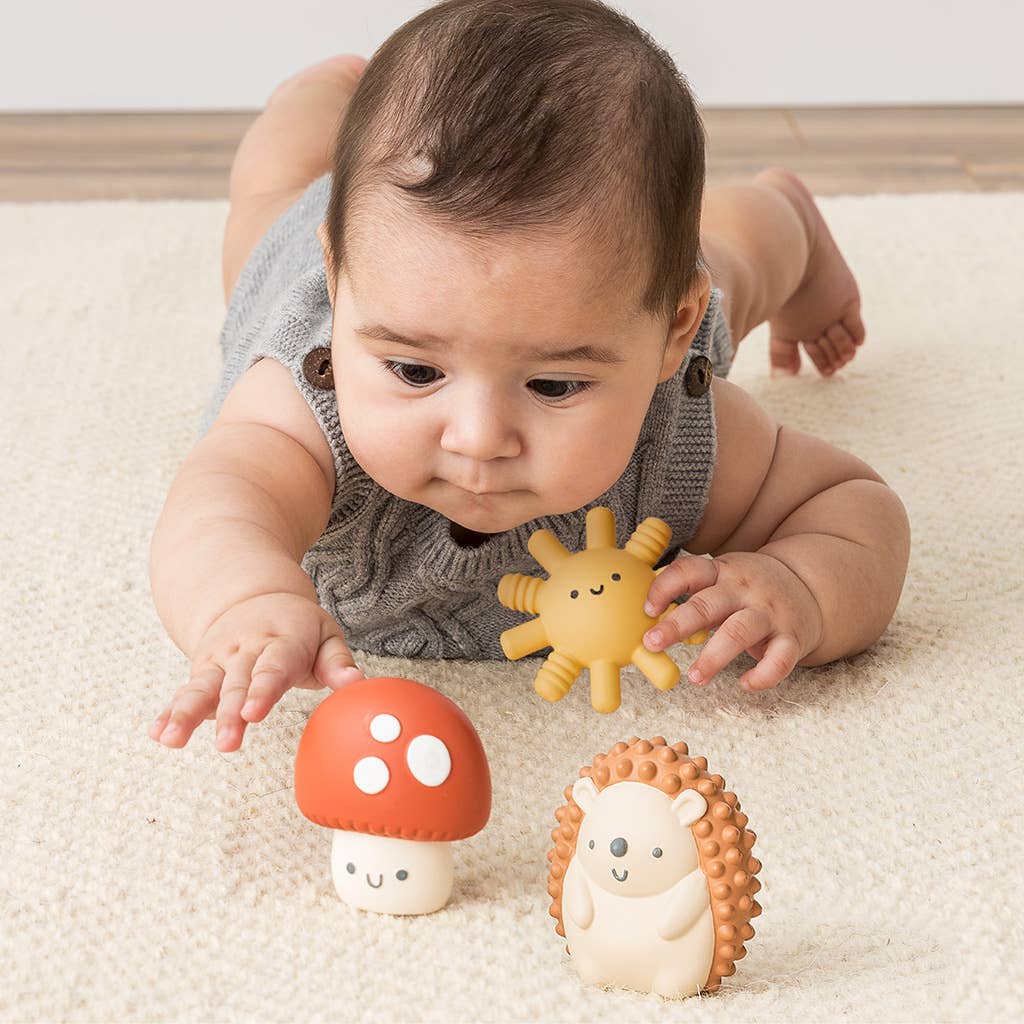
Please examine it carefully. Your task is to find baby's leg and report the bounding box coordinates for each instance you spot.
[222,54,368,304]
[700,168,866,377]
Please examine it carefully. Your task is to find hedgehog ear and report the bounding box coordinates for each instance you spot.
[670,788,708,827]
[571,776,600,814]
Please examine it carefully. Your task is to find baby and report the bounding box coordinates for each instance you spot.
[148,0,910,753]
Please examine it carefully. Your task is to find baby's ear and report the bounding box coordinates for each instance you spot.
[317,222,337,307]
[657,266,712,384]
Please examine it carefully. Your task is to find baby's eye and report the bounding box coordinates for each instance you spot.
[396,869,409,881]
[651,847,663,858]
[346,862,356,874]
[380,360,593,403]
[381,359,441,387]
[528,379,594,402]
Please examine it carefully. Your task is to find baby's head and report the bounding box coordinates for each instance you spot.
[317,0,710,536]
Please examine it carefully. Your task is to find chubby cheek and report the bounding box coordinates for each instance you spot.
[334,368,431,500]
[539,408,642,509]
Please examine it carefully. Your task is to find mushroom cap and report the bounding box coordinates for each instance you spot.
[294,676,491,842]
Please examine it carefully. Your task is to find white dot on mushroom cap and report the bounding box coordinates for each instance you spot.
[353,756,390,795]
[369,713,401,743]
[406,735,451,787]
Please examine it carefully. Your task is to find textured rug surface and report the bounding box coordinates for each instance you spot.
[1,191,1022,1023]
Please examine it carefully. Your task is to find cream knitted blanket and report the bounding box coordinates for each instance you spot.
[1,191,1022,1022]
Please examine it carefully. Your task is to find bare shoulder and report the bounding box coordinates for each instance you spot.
[682,377,885,555]
[213,356,337,500]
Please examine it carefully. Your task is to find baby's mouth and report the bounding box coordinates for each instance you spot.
[612,867,628,882]
[590,585,604,595]
[367,873,383,888]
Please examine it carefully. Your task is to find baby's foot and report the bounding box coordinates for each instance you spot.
[755,167,866,377]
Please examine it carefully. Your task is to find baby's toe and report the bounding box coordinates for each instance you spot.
[842,304,867,346]
[802,337,834,376]
[826,322,858,365]
[769,336,802,376]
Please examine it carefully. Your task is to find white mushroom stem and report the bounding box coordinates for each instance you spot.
[330,829,454,916]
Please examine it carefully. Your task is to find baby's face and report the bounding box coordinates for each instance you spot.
[323,201,697,536]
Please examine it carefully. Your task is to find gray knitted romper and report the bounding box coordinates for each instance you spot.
[199,173,734,660]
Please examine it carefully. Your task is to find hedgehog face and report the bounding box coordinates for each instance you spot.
[572,781,705,898]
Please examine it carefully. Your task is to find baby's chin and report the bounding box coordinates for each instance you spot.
[441,503,530,536]
[394,474,596,536]
[441,492,591,537]
[423,489,538,537]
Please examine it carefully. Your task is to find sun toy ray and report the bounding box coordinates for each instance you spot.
[496,506,708,713]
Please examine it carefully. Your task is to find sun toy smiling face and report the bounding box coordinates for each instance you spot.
[497,506,707,713]
[538,546,650,664]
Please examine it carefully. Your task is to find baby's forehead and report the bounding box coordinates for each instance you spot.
[344,258,649,355]
[346,193,647,320]
[344,273,653,366]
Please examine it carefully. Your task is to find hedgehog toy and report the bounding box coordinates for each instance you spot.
[546,736,762,998]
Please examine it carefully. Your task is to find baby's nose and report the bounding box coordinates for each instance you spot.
[610,837,628,857]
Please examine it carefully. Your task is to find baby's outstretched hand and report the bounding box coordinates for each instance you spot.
[149,592,364,752]
[642,551,823,691]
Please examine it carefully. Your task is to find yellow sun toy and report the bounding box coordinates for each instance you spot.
[496,506,708,713]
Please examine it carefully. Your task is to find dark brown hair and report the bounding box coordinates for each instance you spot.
[323,0,707,328]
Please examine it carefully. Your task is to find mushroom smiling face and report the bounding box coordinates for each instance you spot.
[574,782,701,898]
[330,830,454,916]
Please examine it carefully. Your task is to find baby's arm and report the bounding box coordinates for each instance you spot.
[646,378,911,685]
[148,360,363,750]
[149,420,328,654]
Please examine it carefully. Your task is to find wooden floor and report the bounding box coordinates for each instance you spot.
[0,106,1021,200]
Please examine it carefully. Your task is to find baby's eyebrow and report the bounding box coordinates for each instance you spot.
[354,322,627,365]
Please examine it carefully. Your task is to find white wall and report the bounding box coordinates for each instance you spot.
[3,0,1023,111]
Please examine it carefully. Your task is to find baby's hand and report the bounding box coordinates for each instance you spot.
[642,551,824,691]
[149,592,364,752]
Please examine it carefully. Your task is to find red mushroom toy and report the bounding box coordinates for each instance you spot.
[294,676,491,915]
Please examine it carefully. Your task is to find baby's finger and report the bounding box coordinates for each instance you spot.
[313,633,364,690]
[148,706,172,741]
[242,637,310,722]
[157,664,224,747]
[739,632,801,691]
[215,649,261,751]
[645,554,718,617]
[686,608,771,686]
[644,583,734,652]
